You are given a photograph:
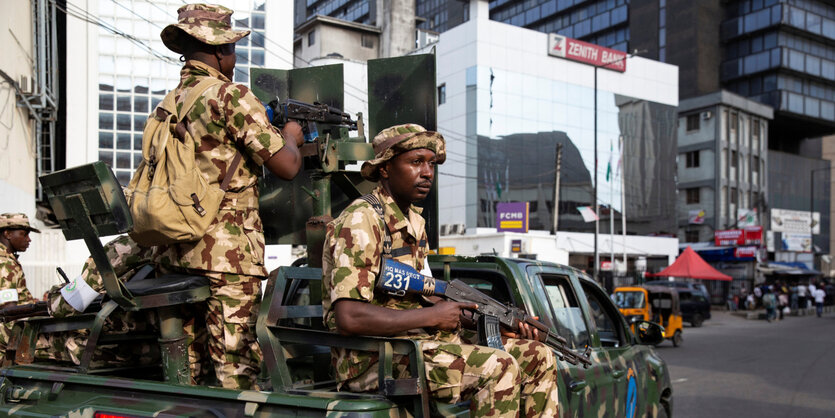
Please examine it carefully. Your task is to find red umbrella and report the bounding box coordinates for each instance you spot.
[647,246,732,281]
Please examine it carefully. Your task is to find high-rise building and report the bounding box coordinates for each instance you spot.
[87,0,286,185]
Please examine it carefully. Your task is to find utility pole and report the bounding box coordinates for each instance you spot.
[552,143,563,235]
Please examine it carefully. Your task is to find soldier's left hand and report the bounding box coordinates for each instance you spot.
[500,318,539,341]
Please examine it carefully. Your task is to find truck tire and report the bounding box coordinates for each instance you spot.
[690,314,703,327]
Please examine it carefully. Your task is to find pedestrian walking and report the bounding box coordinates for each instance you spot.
[813,287,826,318]
[798,282,808,311]
[763,289,777,323]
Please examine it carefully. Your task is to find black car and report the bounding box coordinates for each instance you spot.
[676,289,712,327]
[644,281,711,327]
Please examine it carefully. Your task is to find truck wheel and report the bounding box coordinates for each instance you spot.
[672,330,683,347]
[691,314,703,327]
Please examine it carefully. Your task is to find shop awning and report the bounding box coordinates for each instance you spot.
[646,246,733,281]
[757,261,821,276]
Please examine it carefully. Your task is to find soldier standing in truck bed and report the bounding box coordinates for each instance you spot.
[0,213,37,364]
[152,3,304,389]
[322,124,559,417]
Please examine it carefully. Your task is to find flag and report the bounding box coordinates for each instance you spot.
[577,206,599,223]
[606,140,613,182]
[616,136,623,176]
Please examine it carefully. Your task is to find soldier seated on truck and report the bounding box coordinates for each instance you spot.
[34,235,160,368]
[322,124,560,417]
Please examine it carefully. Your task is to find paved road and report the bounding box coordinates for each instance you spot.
[655,310,835,417]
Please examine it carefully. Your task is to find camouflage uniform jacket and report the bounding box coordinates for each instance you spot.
[152,60,285,277]
[0,242,34,305]
[322,185,458,386]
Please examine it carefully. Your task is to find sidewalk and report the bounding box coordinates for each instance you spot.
[729,305,835,320]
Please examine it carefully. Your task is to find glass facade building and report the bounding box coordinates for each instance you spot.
[95,0,269,185]
[722,0,835,139]
[463,67,678,236]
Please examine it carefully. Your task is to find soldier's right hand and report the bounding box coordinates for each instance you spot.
[281,120,305,147]
[433,300,478,330]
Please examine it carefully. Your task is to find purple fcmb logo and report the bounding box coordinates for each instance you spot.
[496,202,529,233]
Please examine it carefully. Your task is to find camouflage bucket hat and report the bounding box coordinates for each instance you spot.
[161,4,250,54]
[0,213,40,233]
[360,124,446,181]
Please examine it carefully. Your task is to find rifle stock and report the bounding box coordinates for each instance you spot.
[0,301,48,322]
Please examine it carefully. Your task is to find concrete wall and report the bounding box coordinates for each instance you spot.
[321,25,378,62]
[0,0,37,217]
[377,0,415,58]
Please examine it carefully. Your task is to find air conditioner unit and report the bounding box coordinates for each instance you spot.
[701,111,713,120]
[440,224,451,236]
[449,223,467,235]
[18,75,33,94]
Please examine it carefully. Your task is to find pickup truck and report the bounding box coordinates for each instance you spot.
[0,55,671,416]
[0,166,672,416]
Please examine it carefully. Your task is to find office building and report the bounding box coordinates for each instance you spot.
[432,1,680,272]
[677,90,773,243]
[2,0,294,298]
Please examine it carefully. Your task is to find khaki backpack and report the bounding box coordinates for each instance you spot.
[126,77,242,246]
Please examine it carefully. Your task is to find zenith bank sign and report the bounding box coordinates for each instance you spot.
[548,34,627,72]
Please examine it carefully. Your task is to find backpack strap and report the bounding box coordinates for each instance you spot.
[171,78,243,193]
[360,194,392,258]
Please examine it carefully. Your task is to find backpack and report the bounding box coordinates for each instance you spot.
[126,77,242,246]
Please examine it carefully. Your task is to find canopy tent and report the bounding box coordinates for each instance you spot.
[647,246,733,281]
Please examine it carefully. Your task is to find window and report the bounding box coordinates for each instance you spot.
[438,83,446,105]
[540,275,589,349]
[685,151,700,168]
[686,188,700,204]
[685,229,700,242]
[686,114,700,131]
[582,283,625,348]
[308,30,315,46]
[730,113,738,131]
[730,187,738,205]
[361,33,374,48]
[752,120,760,137]
[752,155,759,172]
[731,150,738,167]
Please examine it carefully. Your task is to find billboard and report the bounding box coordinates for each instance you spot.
[782,233,812,252]
[771,209,820,234]
[715,226,763,246]
[496,202,529,233]
[689,209,706,224]
[737,208,757,227]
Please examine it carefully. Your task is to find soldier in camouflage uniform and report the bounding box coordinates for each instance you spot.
[154,3,304,389]
[0,213,38,364]
[322,125,559,417]
[31,235,159,368]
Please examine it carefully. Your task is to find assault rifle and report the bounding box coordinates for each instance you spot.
[265,98,357,143]
[0,301,48,323]
[379,259,592,368]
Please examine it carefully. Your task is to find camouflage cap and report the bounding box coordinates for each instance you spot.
[0,213,40,233]
[160,4,250,54]
[360,124,446,181]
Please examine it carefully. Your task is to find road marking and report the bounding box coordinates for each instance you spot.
[673,378,688,383]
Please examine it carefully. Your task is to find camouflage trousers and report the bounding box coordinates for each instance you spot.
[32,312,159,368]
[175,269,263,390]
[343,338,558,417]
